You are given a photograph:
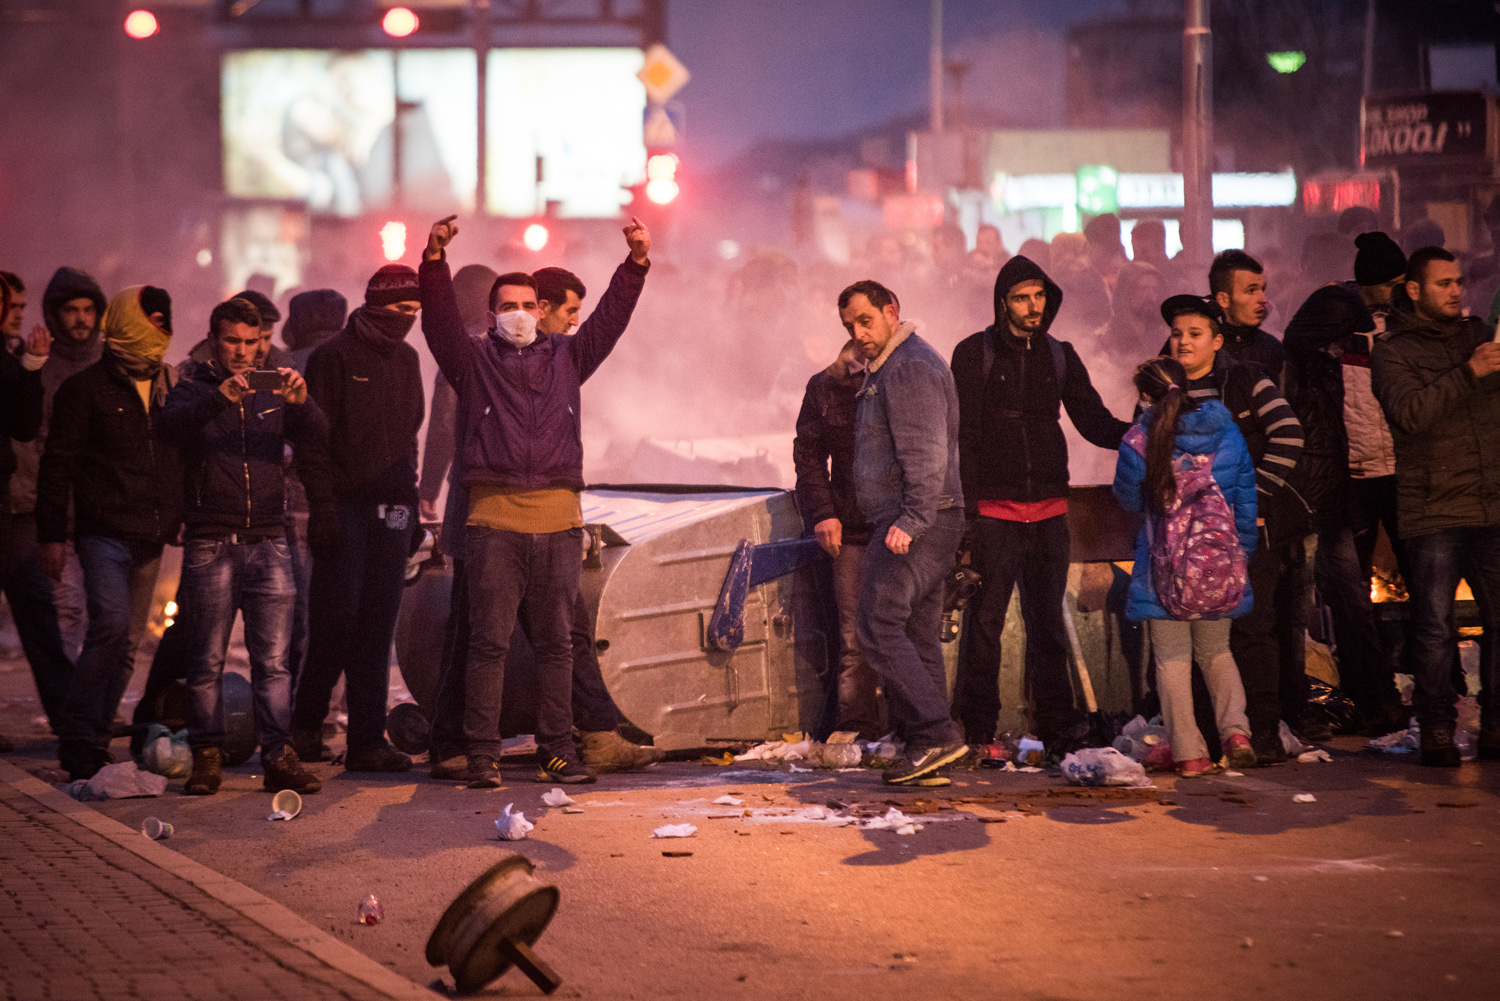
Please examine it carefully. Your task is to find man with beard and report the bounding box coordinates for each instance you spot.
[12,268,108,661]
[840,280,966,784]
[949,256,1130,757]
[1372,247,1500,767]
[291,266,426,774]
[37,285,184,780]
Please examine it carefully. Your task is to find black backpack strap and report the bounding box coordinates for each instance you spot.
[1047,333,1066,390]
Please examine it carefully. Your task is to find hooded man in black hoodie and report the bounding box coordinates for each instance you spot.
[11,268,107,661]
[949,256,1130,754]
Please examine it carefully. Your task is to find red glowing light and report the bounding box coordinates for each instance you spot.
[124,9,159,39]
[522,224,550,252]
[382,6,419,37]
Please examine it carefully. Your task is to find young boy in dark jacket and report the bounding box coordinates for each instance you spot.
[160,297,331,796]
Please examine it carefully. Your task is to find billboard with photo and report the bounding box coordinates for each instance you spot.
[222,49,477,217]
[485,47,648,218]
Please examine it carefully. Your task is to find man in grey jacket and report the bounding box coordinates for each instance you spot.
[841,280,967,785]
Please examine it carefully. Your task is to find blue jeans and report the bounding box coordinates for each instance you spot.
[462,526,582,761]
[58,536,162,763]
[181,537,296,757]
[856,509,964,749]
[293,501,413,754]
[1404,526,1500,731]
[0,513,74,729]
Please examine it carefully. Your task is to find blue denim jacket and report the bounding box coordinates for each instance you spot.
[853,322,964,539]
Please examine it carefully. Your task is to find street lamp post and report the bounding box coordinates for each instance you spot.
[1182,0,1213,269]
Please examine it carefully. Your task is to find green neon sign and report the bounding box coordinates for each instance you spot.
[1266,51,1307,74]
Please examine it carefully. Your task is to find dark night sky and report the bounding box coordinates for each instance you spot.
[667,0,1113,166]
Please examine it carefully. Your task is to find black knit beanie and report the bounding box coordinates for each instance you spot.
[365,265,421,308]
[1354,232,1406,286]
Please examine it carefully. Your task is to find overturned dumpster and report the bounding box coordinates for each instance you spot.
[395,486,837,750]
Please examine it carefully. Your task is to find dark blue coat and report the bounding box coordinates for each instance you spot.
[418,256,647,492]
[159,361,333,536]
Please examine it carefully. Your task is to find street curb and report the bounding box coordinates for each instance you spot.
[0,758,440,1001]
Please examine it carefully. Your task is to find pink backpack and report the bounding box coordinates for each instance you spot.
[1126,426,1247,620]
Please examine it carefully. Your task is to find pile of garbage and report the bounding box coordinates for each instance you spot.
[709,732,871,771]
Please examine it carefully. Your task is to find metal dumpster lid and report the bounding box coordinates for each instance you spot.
[581,486,786,546]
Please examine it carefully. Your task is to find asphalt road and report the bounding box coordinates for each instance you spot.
[3,654,1499,1000]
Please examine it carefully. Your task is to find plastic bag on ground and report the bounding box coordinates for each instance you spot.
[495,803,533,841]
[1059,746,1153,788]
[136,724,191,780]
[652,823,698,838]
[66,761,168,801]
[1304,679,1360,735]
[861,807,924,835]
[1112,715,1170,763]
[1279,721,1311,756]
[541,787,574,807]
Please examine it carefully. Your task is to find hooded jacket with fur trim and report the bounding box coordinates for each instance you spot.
[950,255,1130,514]
[852,320,963,539]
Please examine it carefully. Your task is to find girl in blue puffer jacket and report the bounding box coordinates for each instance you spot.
[1114,355,1259,776]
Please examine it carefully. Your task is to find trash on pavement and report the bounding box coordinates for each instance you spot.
[541,788,575,808]
[1304,679,1359,735]
[1060,746,1153,788]
[137,724,191,780]
[496,804,534,841]
[1015,737,1046,767]
[712,795,743,806]
[1297,749,1332,764]
[358,894,384,925]
[1112,715,1170,763]
[861,807,924,835]
[651,823,698,838]
[562,806,583,814]
[65,761,168,801]
[268,789,303,820]
[1368,722,1418,754]
[425,855,562,995]
[1292,793,1317,803]
[733,733,863,769]
[1279,721,1311,756]
[140,817,173,840]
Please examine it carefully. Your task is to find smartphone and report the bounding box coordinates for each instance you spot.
[245,369,282,392]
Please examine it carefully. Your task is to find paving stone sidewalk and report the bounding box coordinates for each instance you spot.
[0,777,426,1001]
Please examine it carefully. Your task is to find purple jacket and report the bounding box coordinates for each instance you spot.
[418,255,648,491]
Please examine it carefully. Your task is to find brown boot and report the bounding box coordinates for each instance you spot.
[578,730,663,773]
[185,747,222,796]
[263,746,322,794]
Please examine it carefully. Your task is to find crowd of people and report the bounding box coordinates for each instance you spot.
[794,220,1500,782]
[2,203,1498,791]
[0,216,663,793]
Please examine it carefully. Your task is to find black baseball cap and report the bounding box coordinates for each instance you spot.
[1160,293,1224,327]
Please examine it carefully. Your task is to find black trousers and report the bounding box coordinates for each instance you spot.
[952,515,1081,744]
[427,557,626,762]
[1232,531,1313,739]
[0,513,74,730]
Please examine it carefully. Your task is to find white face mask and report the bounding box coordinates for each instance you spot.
[494,309,538,348]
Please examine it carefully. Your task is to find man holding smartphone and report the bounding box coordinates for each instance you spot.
[159,297,331,796]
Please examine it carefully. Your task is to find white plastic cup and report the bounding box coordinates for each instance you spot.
[270,789,302,820]
[141,817,173,840]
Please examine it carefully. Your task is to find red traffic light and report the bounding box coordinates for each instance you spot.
[382,6,419,37]
[124,9,159,39]
[645,153,680,205]
[522,223,550,252]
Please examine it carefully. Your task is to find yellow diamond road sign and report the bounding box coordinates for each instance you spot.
[638,44,690,105]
